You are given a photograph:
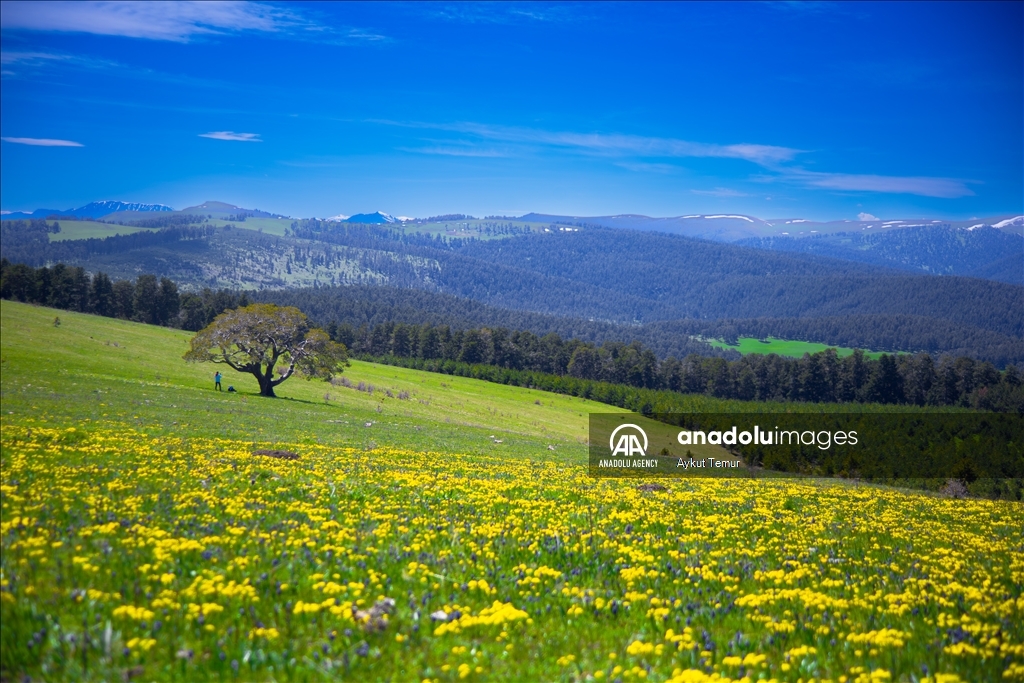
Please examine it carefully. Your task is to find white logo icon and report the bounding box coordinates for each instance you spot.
[609,423,648,457]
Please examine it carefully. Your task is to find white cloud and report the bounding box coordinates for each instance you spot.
[199,131,262,142]
[857,212,879,221]
[1,137,83,147]
[0,1,307,42]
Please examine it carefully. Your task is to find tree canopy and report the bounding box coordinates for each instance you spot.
[184,303,348,397]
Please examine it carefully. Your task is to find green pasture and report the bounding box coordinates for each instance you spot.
[706,336,887,359]
[208,217,293,236]
[49,221,159,241]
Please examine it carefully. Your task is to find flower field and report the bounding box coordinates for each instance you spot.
[2,425,1022,682]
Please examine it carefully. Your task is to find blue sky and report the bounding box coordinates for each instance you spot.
[1,1,1021,220]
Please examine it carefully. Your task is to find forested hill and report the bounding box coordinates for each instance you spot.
[737,226,1024,285]
[450,228,1024,339]
[2,219,1022,362]
[254,284,732,361]
[255,285,1024,368]
[284,221,1024,339]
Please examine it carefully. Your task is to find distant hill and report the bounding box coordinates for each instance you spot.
[180,201,242,214]
[172,201,284,220]
[2,200,173,220]
[520,213,1023,285]
[522,212,1024,241]
[98,201,288,223]
[737,225,1024,285]
[520,212,776,241]
[254,284,731,361]
[254,284,1024,367]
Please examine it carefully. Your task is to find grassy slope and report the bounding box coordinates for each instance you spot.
[3,306,1022,683]
[49,221,159,241]
[0,300,620,459]
[706,336,887,359]
[207,217,292,235]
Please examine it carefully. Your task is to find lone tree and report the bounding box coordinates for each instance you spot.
[184,303,348,397]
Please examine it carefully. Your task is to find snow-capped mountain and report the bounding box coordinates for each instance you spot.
[992,216,1024,230]
[79,201,174,216]
[345,211,397,224]
[1,200,173,220]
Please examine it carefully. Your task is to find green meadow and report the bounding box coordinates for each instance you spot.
[208,217,293,236]
[2,301,1021,683]
[49,221,160,242]
[706,336,887,359]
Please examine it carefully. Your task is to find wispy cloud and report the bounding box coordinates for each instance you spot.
[764,1,844,15]
[430,3,580,24]
[466,124,802,165]
[400,146,508,158]
[691,187,750,198]
[377,120,803,165]
[199,131,262,142]
[0,1,362,43]
[374,118,975,200]
[0,49,123,79]
[1,51,70,65]
[341,28,388,42]
[616,161,677,174]
[857,212,879,221]
[2,137,84,147]
[786,169,974,199]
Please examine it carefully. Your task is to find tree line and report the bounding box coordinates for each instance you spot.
[645,316,1024,369]
[0,220,216,267]
[258,284,730,361]
[338,320,1023,412]
[0,260,249,331]
[2,259,1021,413]
[256,284,1024,368]
[279,223,1024,344]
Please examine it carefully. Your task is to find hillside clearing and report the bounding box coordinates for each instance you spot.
[706,336,887,359]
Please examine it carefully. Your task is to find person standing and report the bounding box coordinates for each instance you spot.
[214,371,222,391]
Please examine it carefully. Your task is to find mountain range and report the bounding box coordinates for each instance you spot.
[1,200,174,220]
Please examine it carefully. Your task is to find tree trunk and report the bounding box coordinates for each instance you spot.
[254,371,277,397]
